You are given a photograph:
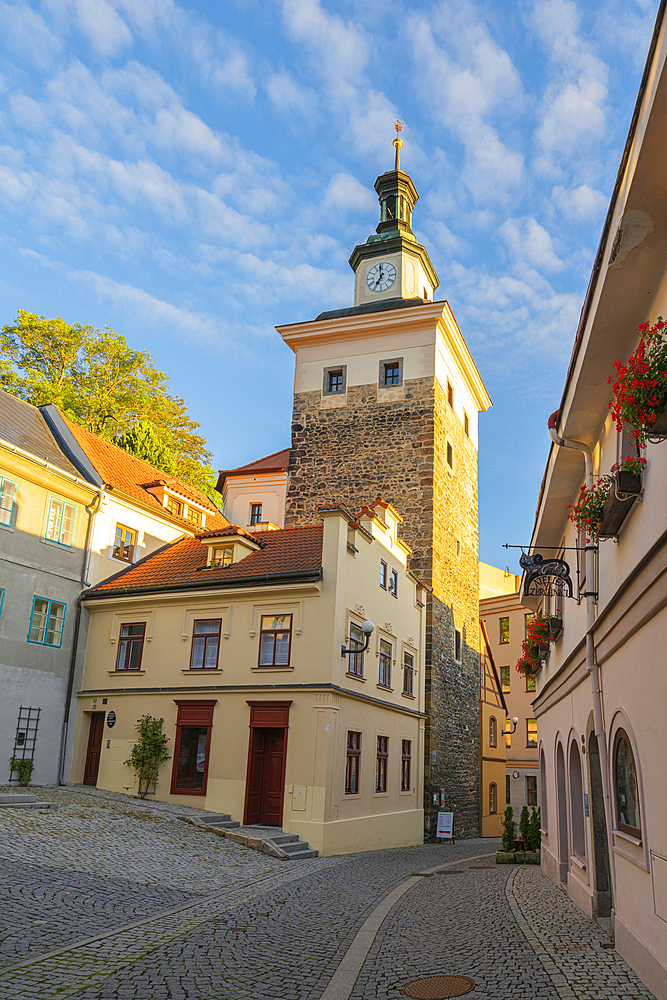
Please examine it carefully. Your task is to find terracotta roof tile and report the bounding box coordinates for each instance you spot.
[88,524,323,596]
[62,416,228,530]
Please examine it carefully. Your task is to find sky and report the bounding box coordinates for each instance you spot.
[0,0,658,572]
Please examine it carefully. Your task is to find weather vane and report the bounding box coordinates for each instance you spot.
[393,118,404,170]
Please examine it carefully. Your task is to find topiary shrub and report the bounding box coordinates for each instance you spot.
[528,807,541,851]
[501,805,516,851]
[519,805,530,847]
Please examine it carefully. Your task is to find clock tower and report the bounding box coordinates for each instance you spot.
[278,135,491,841]
[350,133,439,307]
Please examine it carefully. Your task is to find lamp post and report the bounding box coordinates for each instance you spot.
[507,716,519,735]
[341,620,374,658]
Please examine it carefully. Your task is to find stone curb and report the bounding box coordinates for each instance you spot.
[177,815,289,859]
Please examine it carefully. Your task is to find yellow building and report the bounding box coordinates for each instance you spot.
[479,562,539,820]
[479,621,507,837]
[72,498,427,856]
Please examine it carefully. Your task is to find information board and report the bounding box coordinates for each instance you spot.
[436,811,454,839]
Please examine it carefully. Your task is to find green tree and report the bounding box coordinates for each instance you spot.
[501,805,516,851]
[124,715,171,799]
[528,807,541,852]
[0,311,220,500]
[519,805,530,847]
[117,419,177,475]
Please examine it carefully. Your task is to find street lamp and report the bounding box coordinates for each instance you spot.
[341,620,374,658]
[507,716,519,734]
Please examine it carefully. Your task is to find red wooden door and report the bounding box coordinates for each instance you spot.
[83,712,105,786]
[244,728,286,826]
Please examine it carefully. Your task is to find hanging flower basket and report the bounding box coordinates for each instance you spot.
[608,317,667,446]
[515,614,562,677]
[597,457,645,540]
[548,615,563,639]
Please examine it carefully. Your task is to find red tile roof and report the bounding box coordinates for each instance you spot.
[62,416,228,531]
[87,524,323,596]
[217,447,290,488]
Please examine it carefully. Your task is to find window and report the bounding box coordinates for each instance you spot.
[323,365,346,395]
[345,731,361,794]
[524,613,533,638]
[499,617,510,643]
[403,651,414,695]
[446,442,453,468]
[116,623,145,670]
[379,358,403,387]
[28,597,65,646]
[463,412,469,437]
[258,614,292,667]
[379,639,392,687]
[505,719,512,749]
[113,524,136,562]
[189,619,221,670]
[614,729,641,838]
[506,773,511,805]
[249,503,263,525]
[454,630,461,661]
[500,666,510,692]
[540,750,548,831]
[527,775,538,806]
[480,662,484,687]
[489,716,497,747]
[186,507,202,527]
[46,497,77,547]
[0,477,17,527]
[376,736,388,792]
[526,674,536,693]
[348,622,364,677]
[167,496,183,518]
[489,782,497,814]
[569,741,586,859]
[389,569,398,598]
[447,380,454,407]
[401,740,411,791]
[211,547,233,568]
[171,702,215,795]
[526,719,537,748]
[380,560,387,589]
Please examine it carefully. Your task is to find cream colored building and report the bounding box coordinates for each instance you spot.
[480,562,538,819]
[525,10,667,996]
[217,448,289,530]
[72,498,426,856]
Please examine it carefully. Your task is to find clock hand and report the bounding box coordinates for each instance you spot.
[374,267,384,288]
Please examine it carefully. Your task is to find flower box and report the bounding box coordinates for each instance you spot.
[548,618,563,639]
[598,471,642,539]
[646,409,667,440]
[538,642,550,658]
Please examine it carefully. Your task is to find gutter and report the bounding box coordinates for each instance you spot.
[0,435,96,490]
[82,568,324,602]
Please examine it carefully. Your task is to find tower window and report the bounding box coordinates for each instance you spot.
[249,504,263,525]
[379,357,403,388]
[447,380,454,407]
[323,364,347,396]
[464,412,470,437]
[446,443,453,468]
[454,630,461,661]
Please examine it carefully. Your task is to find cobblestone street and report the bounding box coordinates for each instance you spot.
[0,787,656,1000]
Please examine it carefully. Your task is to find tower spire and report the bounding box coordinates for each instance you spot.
[393,118,404,171]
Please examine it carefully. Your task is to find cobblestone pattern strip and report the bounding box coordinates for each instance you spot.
[507,865,655,1000]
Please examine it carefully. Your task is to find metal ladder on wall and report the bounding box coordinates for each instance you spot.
[9,706,40,783]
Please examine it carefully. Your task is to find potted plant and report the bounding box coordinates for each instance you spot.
[9,756,34,787]
[598,455,646,538]
[609,316,667,443]
[548,613,563,639]
[515,614,560,678]
[496,805,517,863]
[566,476,614,543]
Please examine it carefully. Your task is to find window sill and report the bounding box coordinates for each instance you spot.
[377,684,393,692]
[0,522,14,532]
[344,792,361,798]
[40,537,75,551]
[570,854,586,872]
[108,670,145,675]
[181,669,223,674]
[373,791,389,797]
[399,789,414,796]
[401,692,415,700]
[171,787,206,796]
[27,640,63,648]
[251,665,294,672]
[346,672,366,682]
[614,828,642,847]
[109,555,134,566]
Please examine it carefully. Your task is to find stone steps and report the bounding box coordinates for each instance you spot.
[176,812,318,860]
[0,793,58,810]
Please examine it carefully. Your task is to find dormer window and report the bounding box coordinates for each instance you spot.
[186,507,202,527]
[210,547,233,569]
[167,496,183,518]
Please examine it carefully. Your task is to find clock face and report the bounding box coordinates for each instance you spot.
[366,261,397,292]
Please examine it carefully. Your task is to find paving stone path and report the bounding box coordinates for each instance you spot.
[0,786,656,1000]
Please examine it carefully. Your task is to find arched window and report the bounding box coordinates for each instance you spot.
[489,782,497,814]
[569,741,586,859]
[614,729,641,838]
[489,716,497,747]
[539,748,548,832]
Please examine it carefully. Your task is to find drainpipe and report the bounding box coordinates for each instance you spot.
[548,411,616,905]
[58,489,104,785]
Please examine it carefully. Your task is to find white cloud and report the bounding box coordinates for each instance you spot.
[552,183,608,222]
[71,0,132,58]
[500,217,565,273]
[266,71,317,116]
[0,1,62,68]
[323,173,375,214]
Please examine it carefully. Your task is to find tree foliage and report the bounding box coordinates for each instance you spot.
[0,312,220,499]
[501,805,516,851]
[124,715,171,799]
[116,419,177,475]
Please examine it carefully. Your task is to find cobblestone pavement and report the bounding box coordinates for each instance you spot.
[0,787,656,1000]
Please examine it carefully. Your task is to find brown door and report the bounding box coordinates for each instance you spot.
[83,712,105,786]
[245,728,286,826]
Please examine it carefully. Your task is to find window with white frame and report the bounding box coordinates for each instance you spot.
[0,477,17,527]
[45,497,77,546]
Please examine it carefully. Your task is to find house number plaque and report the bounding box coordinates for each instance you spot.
[520,552,573,599]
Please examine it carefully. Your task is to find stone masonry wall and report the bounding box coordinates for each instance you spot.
[285,375,481,838]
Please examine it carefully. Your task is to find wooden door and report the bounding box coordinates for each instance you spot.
[244,728,286,826]
[83,712,105,786]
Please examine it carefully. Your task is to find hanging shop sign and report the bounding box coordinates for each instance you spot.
[520,553,573,599]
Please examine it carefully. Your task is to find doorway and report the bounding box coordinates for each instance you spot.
[243,700,291,827]
[83,712,105,785]
[556,741,568,882]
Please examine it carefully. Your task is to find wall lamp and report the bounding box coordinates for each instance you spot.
[342,620,375,657]
[506,716,519,734]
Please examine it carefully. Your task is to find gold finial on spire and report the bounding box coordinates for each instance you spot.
[392,118,404,171]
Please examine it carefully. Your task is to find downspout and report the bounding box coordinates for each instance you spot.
[547,411,616,903]
[58,488,104,785]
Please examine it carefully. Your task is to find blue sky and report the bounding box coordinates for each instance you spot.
[0,0,657,571]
